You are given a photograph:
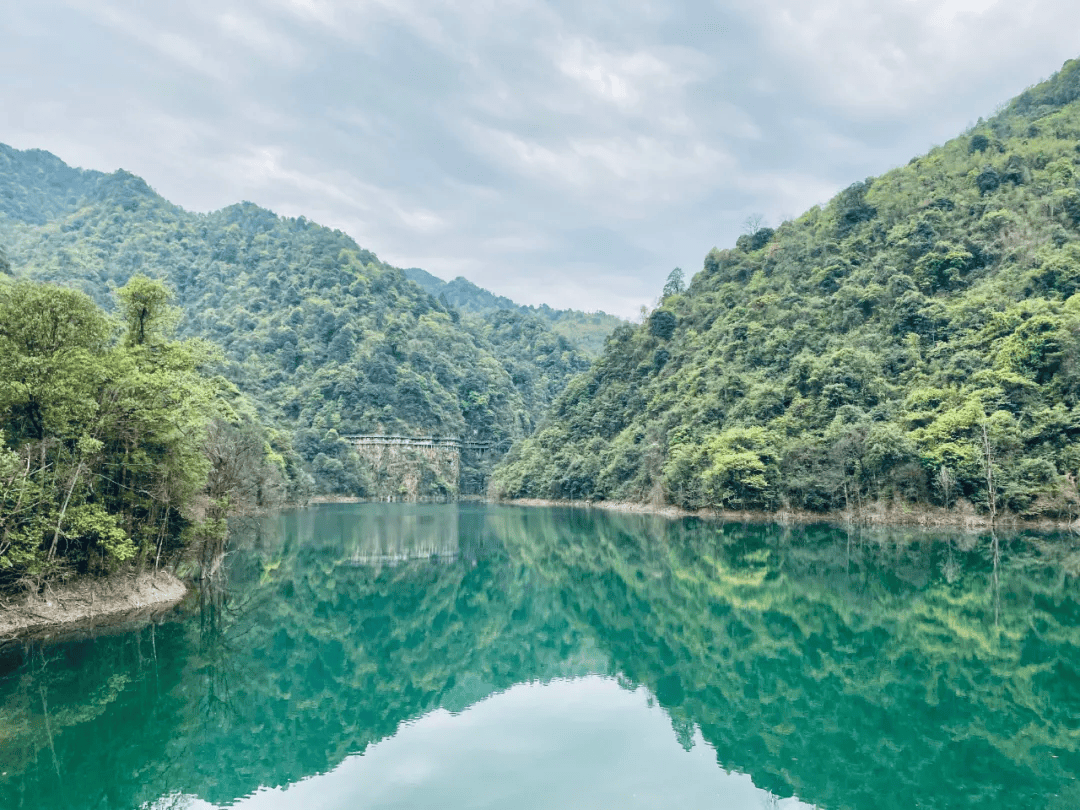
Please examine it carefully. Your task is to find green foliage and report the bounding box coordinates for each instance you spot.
[0,281,111,441]
[661,267,685,299]
[471,309,591,434]
[665,426,780,509]
[0,143,104,225]
[496,59,1080,521]
[116,273,180,346]
[405,266,625,356]
[0,278,294,585]
[648,309,676,339]
[0,156,594,496]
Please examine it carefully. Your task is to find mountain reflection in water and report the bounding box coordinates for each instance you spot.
[1,503,1078,810]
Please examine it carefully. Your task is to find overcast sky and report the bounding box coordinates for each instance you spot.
[3,1,1079,316]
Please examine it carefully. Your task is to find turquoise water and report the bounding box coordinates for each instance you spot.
[1,503,1078,809]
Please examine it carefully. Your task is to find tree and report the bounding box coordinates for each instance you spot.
[0,278,273,585]
[0,280,111,441]
[742,213,766,234]
[937,465,955,509]
[116,274,179,347]
[662,268,685,299]
[649,309,677,340]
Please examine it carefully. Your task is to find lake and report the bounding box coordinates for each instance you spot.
[1,503,1078,809]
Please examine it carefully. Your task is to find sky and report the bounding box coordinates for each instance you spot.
[3,1,1079,317]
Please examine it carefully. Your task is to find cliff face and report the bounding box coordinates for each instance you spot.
[346,435,509,499]
[351,441,461,500]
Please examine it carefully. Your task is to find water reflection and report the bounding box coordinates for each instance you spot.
[146,677,816,810]
[277,503,462,565]
[1,504,1079,810]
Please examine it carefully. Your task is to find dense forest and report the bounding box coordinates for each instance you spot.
[405,266,625,356]
[0,147,596,500]
[0,275,296,587]
[495,60,1080,523]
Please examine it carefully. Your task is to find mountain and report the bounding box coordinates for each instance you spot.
[0,145,589,497]
[0,145,105,224]
[404,267,519,311]
[404,266,625,356]
[495,59,1080,522]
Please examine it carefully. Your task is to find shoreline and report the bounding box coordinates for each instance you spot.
[0,569,187,640]
[499,497,1080,533]
[289,493,1080,533]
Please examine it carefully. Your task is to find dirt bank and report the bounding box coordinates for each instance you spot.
[0,569,188,640]
[501,497,1080,532]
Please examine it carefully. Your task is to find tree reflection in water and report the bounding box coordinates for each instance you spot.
[1,503,1078,810]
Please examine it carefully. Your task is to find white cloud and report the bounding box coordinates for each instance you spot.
[466,123,732,210]
[742,0,1078,118]
[216,11,306,65]
[395,206,448,234]
[733,170,848,222]
[270,0,341,27]
[554,37,700,111]
[481,232,552,253]
[6,0,1080,318]
[70,2,229,79]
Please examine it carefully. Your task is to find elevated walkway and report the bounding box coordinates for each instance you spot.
[342,435,511,453]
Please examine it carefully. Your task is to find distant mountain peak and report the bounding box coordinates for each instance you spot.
[0,143,104,224]
[89,169,161,210]
[402,266,624,356]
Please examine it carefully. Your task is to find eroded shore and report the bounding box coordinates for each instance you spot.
[501,497,1080,532]
[0,570,187,640]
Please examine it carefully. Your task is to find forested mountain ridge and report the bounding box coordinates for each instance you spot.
[405,266,625,356]
[0,144,589,496]
[495,59,1080,522]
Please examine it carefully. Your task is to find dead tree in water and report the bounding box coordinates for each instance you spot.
[981,423,997,524]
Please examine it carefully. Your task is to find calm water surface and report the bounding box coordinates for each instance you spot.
[1,504,1078,809]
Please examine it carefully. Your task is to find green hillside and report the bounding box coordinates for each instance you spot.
[495,60,1080,522]
[405,266,625,356]
[0,147,588,497]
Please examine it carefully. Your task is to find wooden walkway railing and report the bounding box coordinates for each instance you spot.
[342,435,511,452]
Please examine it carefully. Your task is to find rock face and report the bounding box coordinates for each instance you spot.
[350,438,462,500]
[346,435,506,498]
